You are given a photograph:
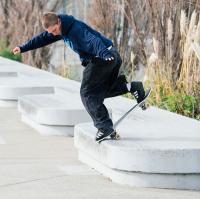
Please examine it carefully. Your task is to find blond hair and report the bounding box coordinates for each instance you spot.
[42,12,59,29]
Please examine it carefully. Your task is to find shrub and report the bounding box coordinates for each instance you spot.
[0,49,22,62]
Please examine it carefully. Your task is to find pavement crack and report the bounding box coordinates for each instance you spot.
[0,174,68,188]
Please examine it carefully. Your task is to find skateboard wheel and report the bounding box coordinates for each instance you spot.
[146,103,150,108]
[140,102,150,110]
[141,104,147,110]
[110,133,116,139]
[115,133,120,140]
[110,132,120,140]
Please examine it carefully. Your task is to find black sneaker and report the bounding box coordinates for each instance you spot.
[130,81,145,103]
[95,128,114,142]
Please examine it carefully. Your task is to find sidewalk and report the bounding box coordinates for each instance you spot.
[0,107,199,199]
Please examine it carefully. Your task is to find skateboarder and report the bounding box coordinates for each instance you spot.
[13,12,146,142]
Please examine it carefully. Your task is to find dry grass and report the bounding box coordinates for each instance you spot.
[147,10,200,119]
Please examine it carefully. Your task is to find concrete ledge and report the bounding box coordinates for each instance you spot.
[0,71,43,78]
[78,150,200,190]
[0,72,18,77]
[74,118,200,174]
[75,115,200,190]
[21,114,74,136]
[0,136,6,144]
[0,57,81,105]
[18,93,92,126]
[18,86,112,136]
[0,77,55,100]
[0,59,81,91]
[0,100,17,107]
[0,62,53,78]
[18,86,112,125]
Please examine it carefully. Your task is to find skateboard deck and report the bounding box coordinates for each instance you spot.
[100,88,152,142]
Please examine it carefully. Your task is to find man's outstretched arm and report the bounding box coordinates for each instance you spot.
[13,31,62,54]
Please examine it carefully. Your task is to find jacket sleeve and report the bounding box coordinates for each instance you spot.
[19,31,62,53]
[74,28,113,60]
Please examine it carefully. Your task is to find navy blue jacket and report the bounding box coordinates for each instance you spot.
[19,14,113,66]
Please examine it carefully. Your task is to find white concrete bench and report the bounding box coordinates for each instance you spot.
[0,76,55,107]
[0,57,81,107]
[74,97,200,190]
[0,56,79,81]
[0,72,18,77]
[18,87,112,136]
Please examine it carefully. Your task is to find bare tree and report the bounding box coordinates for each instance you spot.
[0,0,62,69]
[88,0,150,80]
[88,0,200,81]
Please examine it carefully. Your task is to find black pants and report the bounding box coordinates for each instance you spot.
[80,47,129,133]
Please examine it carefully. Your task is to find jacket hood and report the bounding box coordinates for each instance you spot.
[58,14,75,36]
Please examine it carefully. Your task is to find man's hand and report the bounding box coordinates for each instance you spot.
[92,54,115,64]
[12,47,21,55]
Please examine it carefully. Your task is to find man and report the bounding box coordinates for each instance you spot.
[13,12,146,142]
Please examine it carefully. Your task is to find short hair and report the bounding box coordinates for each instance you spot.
[42,12,59,29]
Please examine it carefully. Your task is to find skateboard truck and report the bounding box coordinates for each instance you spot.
[110,131,120,140]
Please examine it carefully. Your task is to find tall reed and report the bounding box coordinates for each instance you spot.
[147,10,200,120]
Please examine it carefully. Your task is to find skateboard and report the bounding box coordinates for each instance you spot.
[107,88,152,141]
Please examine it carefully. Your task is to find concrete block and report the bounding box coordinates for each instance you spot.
[78,150,200,190]
[0,100,17,107]
[21,114,74,136]
[0,72,18,77]
[0,76,55,100]
[74,116,200,174]
[18,93,92,126]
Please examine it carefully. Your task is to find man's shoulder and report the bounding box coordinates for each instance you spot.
[59,14,77,35]
[58,14,77,24]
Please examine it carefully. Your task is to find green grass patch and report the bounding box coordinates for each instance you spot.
[0,49,22,62]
